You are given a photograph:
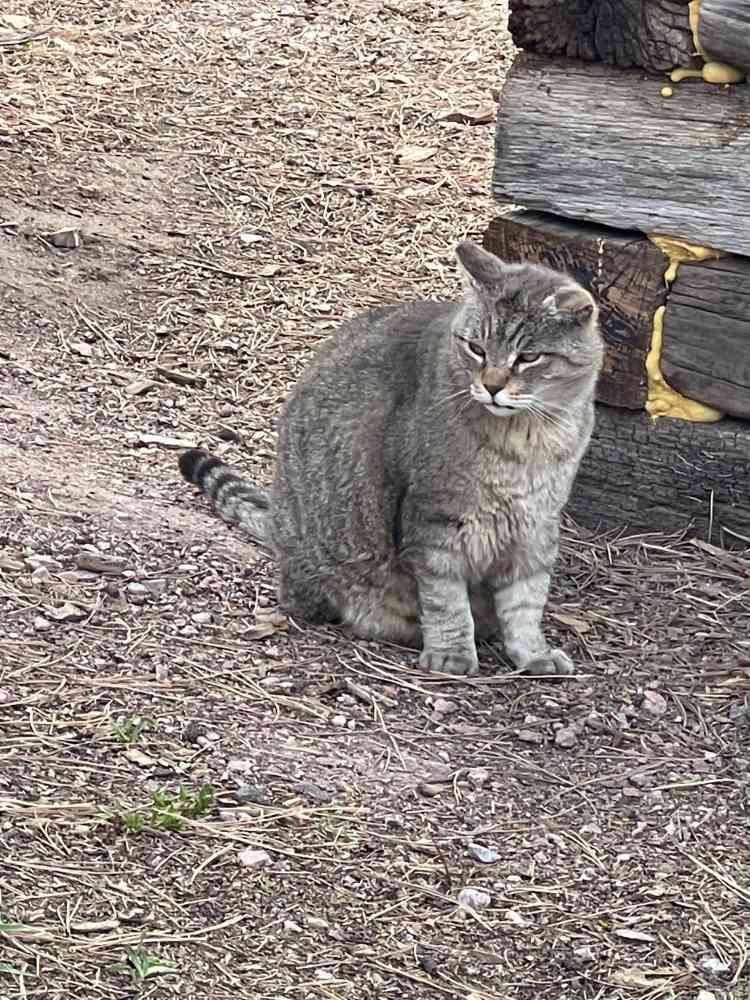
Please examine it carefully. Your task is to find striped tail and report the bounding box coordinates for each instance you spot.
[178,449,271,545]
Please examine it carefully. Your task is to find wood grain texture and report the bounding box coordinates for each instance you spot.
[484,211,667,409]
[569,405,750,544]
[661,255,750,419]
[700,0,750,73]
[493,53,750,256]
[509,0,696,73]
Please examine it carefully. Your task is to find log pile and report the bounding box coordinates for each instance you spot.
[486,0,750,545]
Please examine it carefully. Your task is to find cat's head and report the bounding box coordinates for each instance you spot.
[451,241,603,420]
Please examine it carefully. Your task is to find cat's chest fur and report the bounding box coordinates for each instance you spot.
[453,453,566,580]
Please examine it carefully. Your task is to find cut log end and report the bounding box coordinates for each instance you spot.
[509,0,697,73]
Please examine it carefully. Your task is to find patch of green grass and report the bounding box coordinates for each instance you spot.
[152,783,215,824]
[111,715,153,744]
[102,783,215,834]
[113,947,178,987]
[119,810,146,833]
[0,960,33,976]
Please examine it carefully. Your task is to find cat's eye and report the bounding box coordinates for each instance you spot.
[517,352,542,365]
[463,340,486,362]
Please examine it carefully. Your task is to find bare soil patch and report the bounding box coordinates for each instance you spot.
[2,3,750,999]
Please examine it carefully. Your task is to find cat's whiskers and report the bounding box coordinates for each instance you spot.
[432,387,472,410]
[456,394,477,417]
[527,400,577,439]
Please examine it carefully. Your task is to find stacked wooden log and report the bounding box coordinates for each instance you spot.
[486,0,750,544]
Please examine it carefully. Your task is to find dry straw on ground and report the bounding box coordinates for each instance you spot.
[1,1,750,998]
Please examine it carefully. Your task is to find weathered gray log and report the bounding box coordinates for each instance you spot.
[509,0,696,73]
[493,52,750,256]
[700,0,750,73]
[662,255,750,419]
[484,211,666,409]
[570,405,750,545]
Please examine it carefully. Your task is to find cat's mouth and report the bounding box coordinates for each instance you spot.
[470,384,524,418]
[483,402,520,418]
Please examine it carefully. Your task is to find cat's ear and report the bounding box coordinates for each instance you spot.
[455,241,506,292]
[542,285,597,321]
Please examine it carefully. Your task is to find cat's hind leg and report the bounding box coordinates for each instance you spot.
[340,570,422,648]
[277,557,341,624]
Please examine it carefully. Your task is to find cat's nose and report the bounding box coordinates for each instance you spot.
[481,366,512,396]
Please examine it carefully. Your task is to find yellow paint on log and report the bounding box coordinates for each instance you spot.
[645,236,725,422]
[670,67,703,83]
[702,61,746,84]
[672,62,747,84]
[688,0,708,58]
[674,1,746,84]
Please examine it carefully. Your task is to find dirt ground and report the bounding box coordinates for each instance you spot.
[2,2,750,999]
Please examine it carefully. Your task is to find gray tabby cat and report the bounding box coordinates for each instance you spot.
[179,241,602,676]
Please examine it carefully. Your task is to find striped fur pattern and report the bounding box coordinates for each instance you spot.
[179,241,603,676]
[178,450,271,544]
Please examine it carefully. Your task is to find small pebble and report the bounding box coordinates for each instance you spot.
[127,582,147,596]
[467,767,490,788]
[192,611,213,625]
[698,956,732,975]
[331,714,347,727]
[555,725,578,749]
[418,782,444,798]
[433,697,458,715]
[580,822,601,836]
[517,729,543,744]
[235,784,270,805]
[468,842,499,864]
[572,945,595,964]
[238,847,271,869]
[294,782,333,803]
[661,85,673,97]
[457,887,491,910]
[425,762,453,783]
[641,689,667,718]
[33,616,51,632]
[728,702,750,724]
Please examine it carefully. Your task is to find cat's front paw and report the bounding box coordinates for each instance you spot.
[523,648,575,677]
[420,648,479,677]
